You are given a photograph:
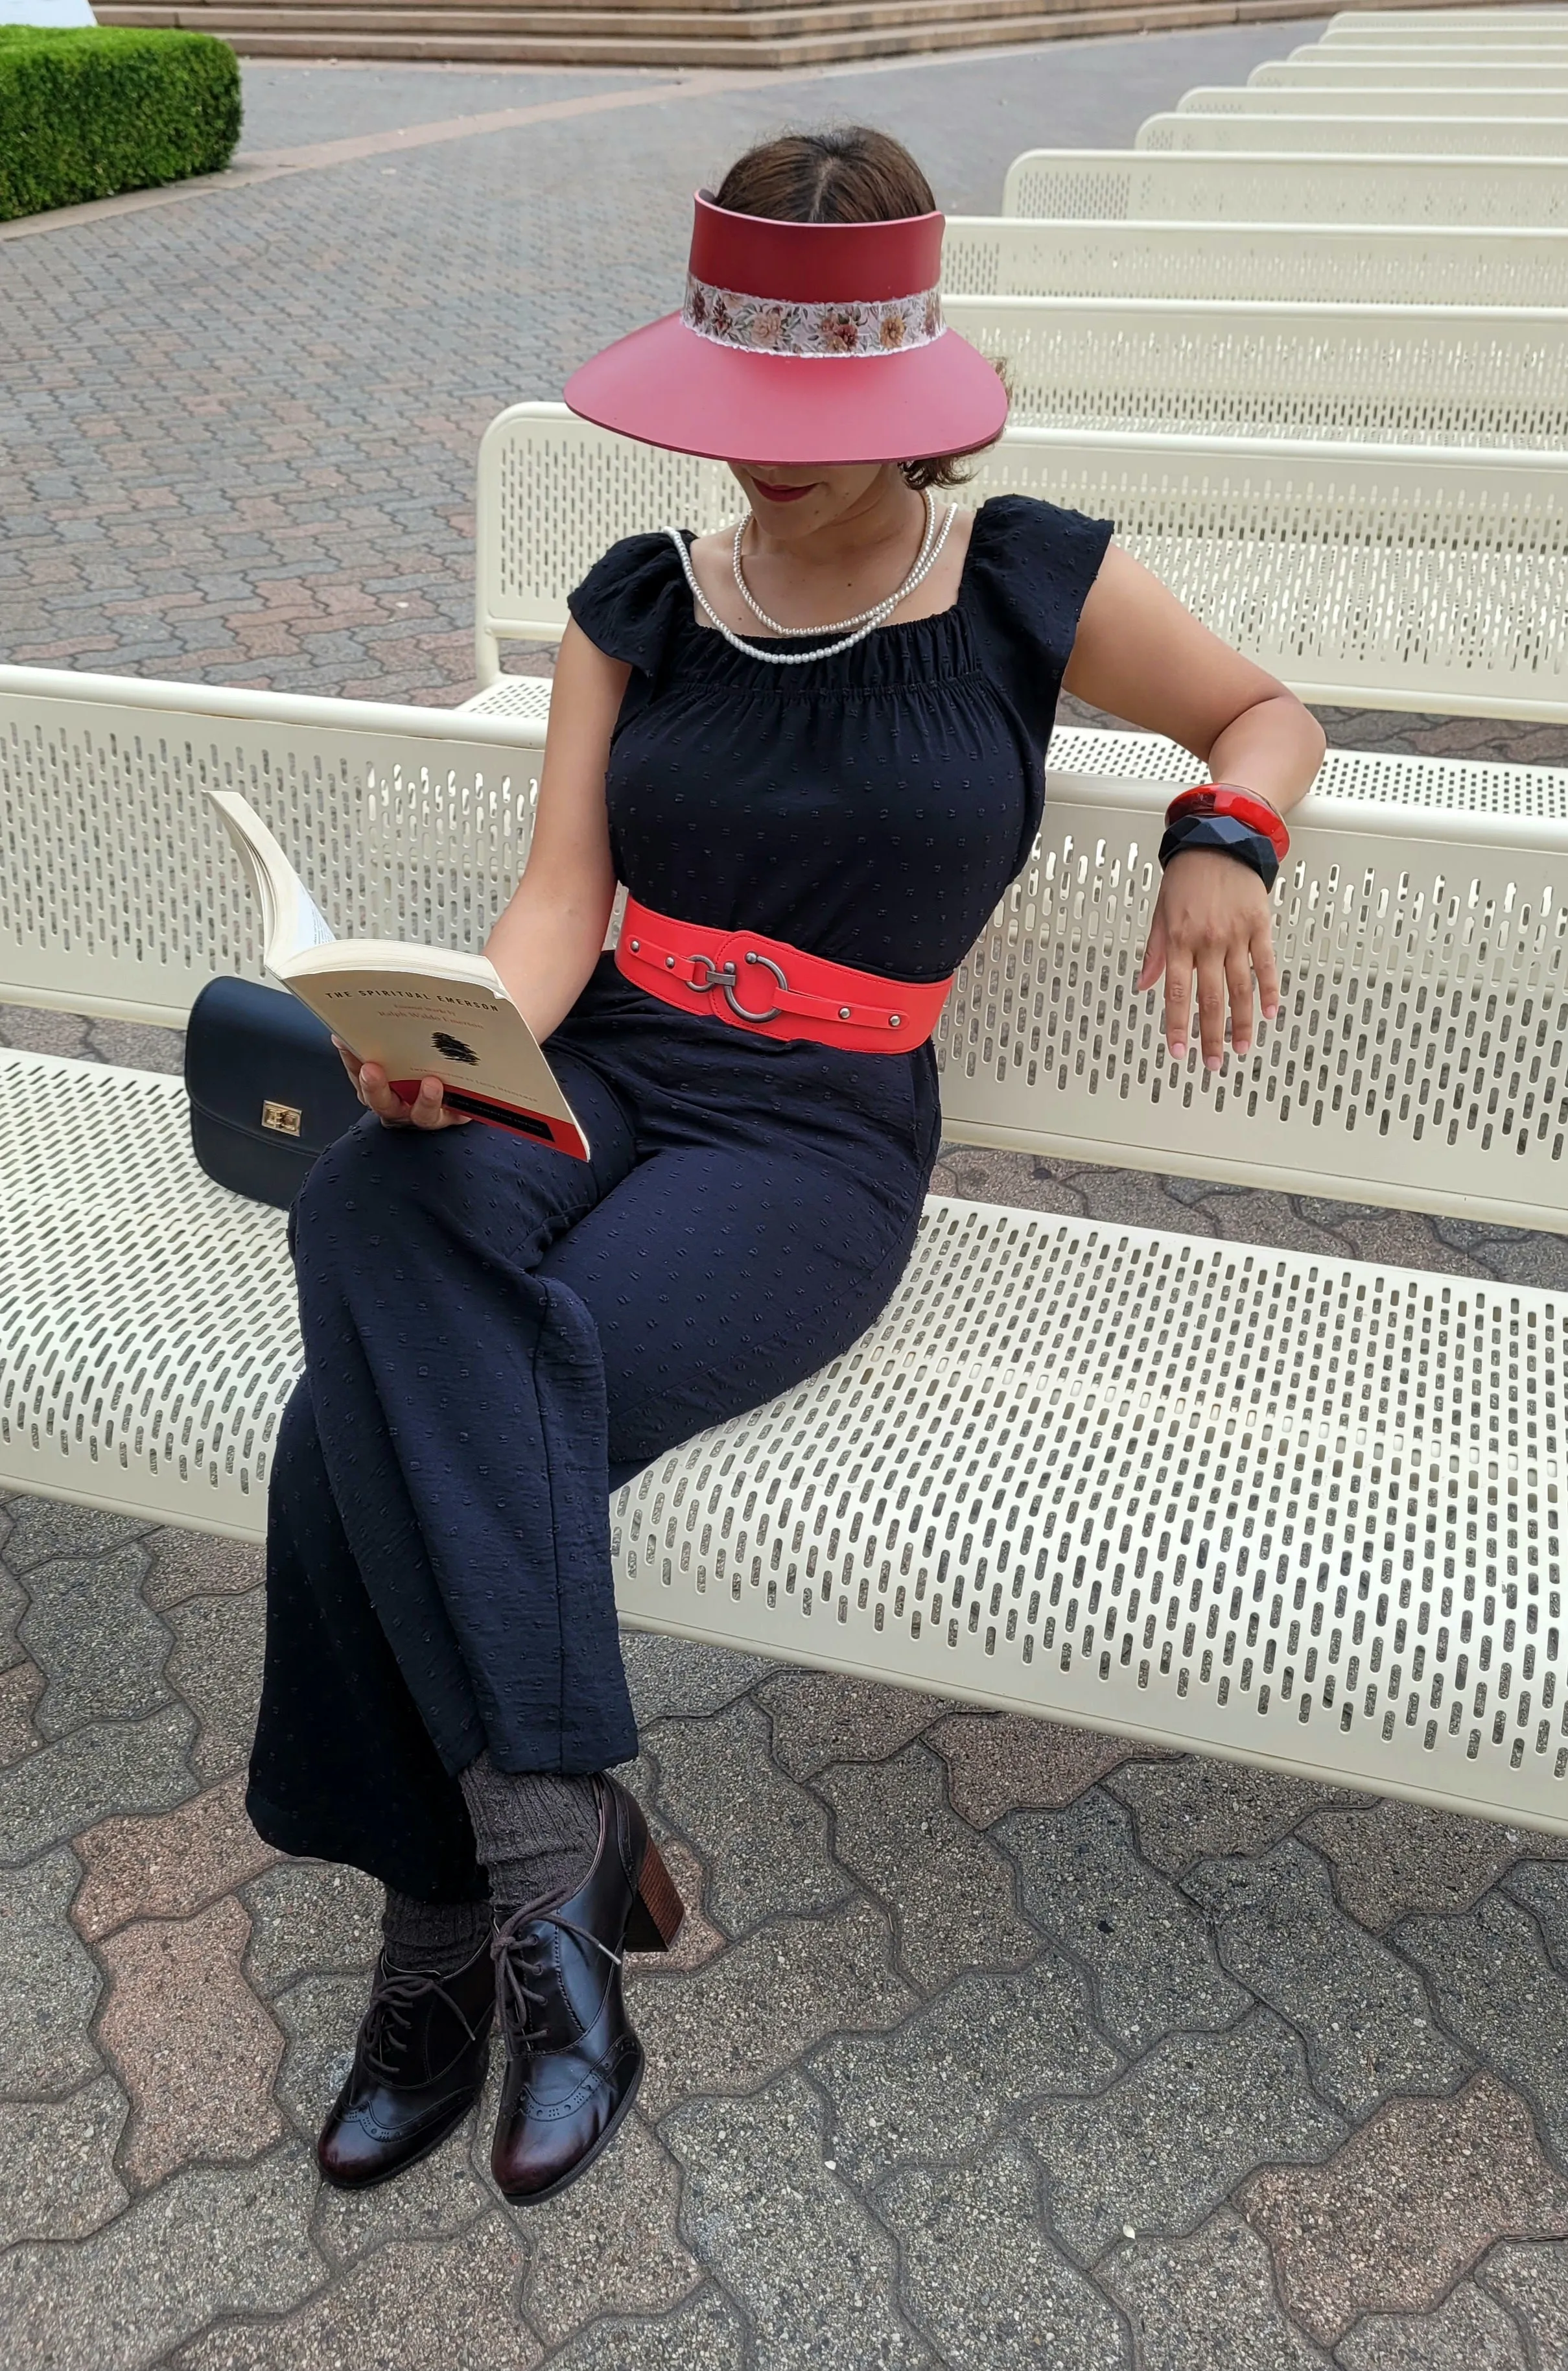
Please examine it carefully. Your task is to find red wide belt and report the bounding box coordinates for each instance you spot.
[615,897,951,1054]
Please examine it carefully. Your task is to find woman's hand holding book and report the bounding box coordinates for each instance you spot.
[333,1043,471,1131]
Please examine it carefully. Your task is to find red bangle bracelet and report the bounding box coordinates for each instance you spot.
[1165,783,1290,864]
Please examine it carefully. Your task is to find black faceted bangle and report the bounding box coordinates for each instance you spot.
[1158,811,1280,893]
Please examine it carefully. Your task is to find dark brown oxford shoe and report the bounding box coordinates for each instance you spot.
[490,1775,685,2204]
[317,1938,494,2190]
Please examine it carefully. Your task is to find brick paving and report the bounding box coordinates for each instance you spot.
[6,23,1568,2370]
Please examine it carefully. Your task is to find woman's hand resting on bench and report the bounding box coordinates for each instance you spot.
[333,1044,471,1129]
[1062,543,1326,1072]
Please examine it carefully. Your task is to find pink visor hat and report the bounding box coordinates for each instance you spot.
[562,194,1009,467]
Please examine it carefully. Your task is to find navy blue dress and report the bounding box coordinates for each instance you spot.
[249,496,1112,1900]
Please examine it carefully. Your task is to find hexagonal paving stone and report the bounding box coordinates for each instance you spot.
[1181,1840,1470,2119]
[645,1699,849,1939]
[661,2071,933,2371]
[1000,1792,1246,2052]
[811,1954,1116,2186]
[1025,2010,1345,2263]
[0,1847,104,2095]
[818,1745,1036,1988]
[882,2137,1130,2370]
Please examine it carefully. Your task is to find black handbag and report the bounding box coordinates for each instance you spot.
[184,975,365,1210]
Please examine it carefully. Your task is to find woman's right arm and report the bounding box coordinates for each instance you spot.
[340,620,629,1129]
[483,622,629,1037]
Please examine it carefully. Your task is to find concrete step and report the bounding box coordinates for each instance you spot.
[103,0,1095,13]
[95,0,1294,70]
[98,0,1131,35]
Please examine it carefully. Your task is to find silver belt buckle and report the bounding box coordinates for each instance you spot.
[688,949,788,1025]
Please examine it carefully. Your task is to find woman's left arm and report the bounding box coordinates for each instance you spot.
[1062,543,1326,1070]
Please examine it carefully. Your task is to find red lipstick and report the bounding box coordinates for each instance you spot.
[751,480,813,504]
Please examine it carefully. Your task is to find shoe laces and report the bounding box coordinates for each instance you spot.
[359,1956,483,2084]
[491,1894,623,2055]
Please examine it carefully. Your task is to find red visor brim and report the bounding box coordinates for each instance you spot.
[563,314,1009,467]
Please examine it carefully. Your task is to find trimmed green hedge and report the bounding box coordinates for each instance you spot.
[0,26,241,222]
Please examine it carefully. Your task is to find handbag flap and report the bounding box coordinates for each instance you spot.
[184,975,364,1154]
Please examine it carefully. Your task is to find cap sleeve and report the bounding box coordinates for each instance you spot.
[567,532,688,679]
[963,494,1114,759]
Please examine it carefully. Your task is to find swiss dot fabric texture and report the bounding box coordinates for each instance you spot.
[248,495,1110,1901]
[572,493,1114,985]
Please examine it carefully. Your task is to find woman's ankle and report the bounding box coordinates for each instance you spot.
[457,1755,602,1909]
[380,1886,491,1975]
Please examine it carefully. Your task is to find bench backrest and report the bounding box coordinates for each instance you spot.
[945,294,1568,447]
[5,665,1568,1236]
[1258,60,1568,84]
[1185,85,1568,117]
[941,217,1568,307]
[0,669,546,1029]
[999,147,1568,225]
[942,766,1568,1234]
[473,402,1568,719]
[1138,111,1568,154]
[1325,10,1568,34]
[1320,36,1568,54]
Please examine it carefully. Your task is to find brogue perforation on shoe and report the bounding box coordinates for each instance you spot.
[489,1773,683,2204]
[317,1938,493,2191]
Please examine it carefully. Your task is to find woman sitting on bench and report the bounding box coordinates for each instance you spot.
[246,126,1326,2206]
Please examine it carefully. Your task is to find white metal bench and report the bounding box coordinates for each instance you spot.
[1139,112,1568,156]
[1321,34,1568,54]
[3,662,1567,1837]
[1256,61,1568,88]
[944,294,1568,447]
[463,403,1568,724]
[999,148,1568,228]
[1185,86,1568,118]
[1325,10,1568,35]
[942,217,1568,308]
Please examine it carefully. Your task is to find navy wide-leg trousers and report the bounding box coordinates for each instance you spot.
[248,1020,928,1902]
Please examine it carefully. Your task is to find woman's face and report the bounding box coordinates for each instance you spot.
[728,460,901,539]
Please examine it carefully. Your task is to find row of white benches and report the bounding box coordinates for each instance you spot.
[467,403,1568,727]
[3,664,1566,1842]
[1147,9,1568,154]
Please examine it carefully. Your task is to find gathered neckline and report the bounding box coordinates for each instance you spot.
[677,500,990,654]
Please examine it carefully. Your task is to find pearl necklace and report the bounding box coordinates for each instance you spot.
[666,492,956,666]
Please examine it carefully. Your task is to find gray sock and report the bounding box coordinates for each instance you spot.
[380,1888,491,1976]
[457,1752,602,1909]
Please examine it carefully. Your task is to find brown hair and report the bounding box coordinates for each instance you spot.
[713,127,1003,490]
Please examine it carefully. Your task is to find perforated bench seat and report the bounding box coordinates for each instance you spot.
[3,1048,1562,1834]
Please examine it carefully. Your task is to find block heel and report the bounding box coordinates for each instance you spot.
[624,1835,685,1953]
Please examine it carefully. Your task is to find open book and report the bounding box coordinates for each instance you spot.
[210,789,589,1160]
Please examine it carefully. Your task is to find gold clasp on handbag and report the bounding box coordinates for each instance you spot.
[261,1100,303,1137]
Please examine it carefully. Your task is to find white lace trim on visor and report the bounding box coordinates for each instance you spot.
[683,273,944,358]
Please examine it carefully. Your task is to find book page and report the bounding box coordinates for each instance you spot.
[210,788,335,969]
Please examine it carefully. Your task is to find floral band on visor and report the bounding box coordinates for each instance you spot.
[682,273,945,358]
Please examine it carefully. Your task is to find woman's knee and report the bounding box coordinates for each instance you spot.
[292,1111,469,1247]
